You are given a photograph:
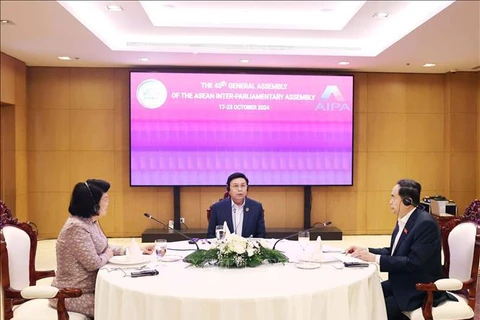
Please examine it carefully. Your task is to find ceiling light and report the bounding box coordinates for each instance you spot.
[0,19,13,24]
[106,5,123,12]
[138,57,149,61]
[58,56,72,60]
[338,61,350,65]
[373,12,389,18]
[240,59,249,63]
[423,63,436,67]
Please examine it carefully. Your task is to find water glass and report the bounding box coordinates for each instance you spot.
[154,239,167,261]
[298,231,310,252]
[215,225,225,240]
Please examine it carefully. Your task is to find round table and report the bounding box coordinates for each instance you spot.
[95,240,386,320]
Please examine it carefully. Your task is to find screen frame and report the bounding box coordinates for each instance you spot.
[129,66,355,187]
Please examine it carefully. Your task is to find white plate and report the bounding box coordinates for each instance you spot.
[295,262,321,270]
[161,255,183,262]
[109,255,152,265]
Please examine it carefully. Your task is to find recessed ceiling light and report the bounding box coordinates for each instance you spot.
[58,56,72,60]
[423,63,436,67]
[138,57,149,62]
[373,12,389,18]
[240,59,249,63]
[338,61,350,65]
[0,19,13,24]
[106,5,123,12]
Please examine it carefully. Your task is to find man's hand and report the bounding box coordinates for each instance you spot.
[345,245,368,254]
[351,250,376,262]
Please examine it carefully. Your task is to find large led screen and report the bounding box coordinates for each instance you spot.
[130,71,353,186]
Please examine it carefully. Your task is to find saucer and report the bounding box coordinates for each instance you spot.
[295,262,321,270]
[109,255,152,265]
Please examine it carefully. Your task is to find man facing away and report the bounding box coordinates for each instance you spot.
[346,179,448,320]
[207,172,266,238]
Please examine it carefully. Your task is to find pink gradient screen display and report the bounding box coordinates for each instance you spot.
[130,71,353,186]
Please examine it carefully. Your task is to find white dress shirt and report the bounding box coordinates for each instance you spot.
[231,200,245,236]
[374,207,416,264]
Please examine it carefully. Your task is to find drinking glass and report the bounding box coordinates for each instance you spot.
[215,225,225,240]
[298,231,310,252]
[154,239,167,261]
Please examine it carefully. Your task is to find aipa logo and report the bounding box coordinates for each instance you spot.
[315,85,351,111]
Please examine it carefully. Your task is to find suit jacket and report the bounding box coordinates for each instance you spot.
[207,197,266,238]
[369,206,447,311]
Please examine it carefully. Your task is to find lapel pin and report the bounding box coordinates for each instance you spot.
[403,228,408,234]
[246,207,249,212]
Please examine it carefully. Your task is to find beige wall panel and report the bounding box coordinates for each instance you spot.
[450,73,478,113]
[70,68,114,110]
[311,187,328,226]
[354,73,367,113]
[406,74,444,114]
[114,112,129,151]
[366,152,407,191]
[28,109,70,150]
[477,73,480,195]
[27,68,70,109]
[354,113,367,152]
[70,151,115,190]
[70,110,114,151]
[249,187,288,228]
[405,153,445,191]
[367,73,406,113]
[406,114,444,152]
[113,69,129,151]
[355,152,367,191]
[450,191,478,215]
[15,62,27,151]
[180,187,202,227]
[325,191,366,234]
[366,191,396,233]
[367,113,407,152]
[27,151,70,192]
[1,53,15,105]
[2,193,16,214]
[284,187,304,228]
[450,152,477,192]
[15,193,27,222]
[113,191,159,236]
[1,105,15,151]
[2,150,15,196]
[15,150,27,193]
[29,192,71,239]
[450,112,477,153]
[157,187,175,220]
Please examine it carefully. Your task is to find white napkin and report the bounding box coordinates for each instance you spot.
[223,220,231,236]
[311,236,323,261]
[126,238,142,261]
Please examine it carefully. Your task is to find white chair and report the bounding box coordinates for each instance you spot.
[0,201,88,320]
[403,211,480,320]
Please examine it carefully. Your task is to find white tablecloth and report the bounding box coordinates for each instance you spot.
[95,240,387,320]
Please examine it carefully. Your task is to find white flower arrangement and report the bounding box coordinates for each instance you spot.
[184,233,288,268]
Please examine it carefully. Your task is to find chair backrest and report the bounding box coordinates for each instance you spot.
[206,191,230,222]
[441,213,480,310]
[0,200,40,318]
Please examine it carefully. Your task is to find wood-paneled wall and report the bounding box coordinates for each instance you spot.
[0,53,27,220]
[20,68,480,238]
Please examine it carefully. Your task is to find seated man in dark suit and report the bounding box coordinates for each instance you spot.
[346,179,448,320]
[207,172,266,238]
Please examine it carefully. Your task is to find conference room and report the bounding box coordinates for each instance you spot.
[1,1,479,320]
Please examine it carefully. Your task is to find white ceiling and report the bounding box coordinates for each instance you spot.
[1,0,479,74]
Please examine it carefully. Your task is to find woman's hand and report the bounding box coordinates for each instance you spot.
[142,244,155,255]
